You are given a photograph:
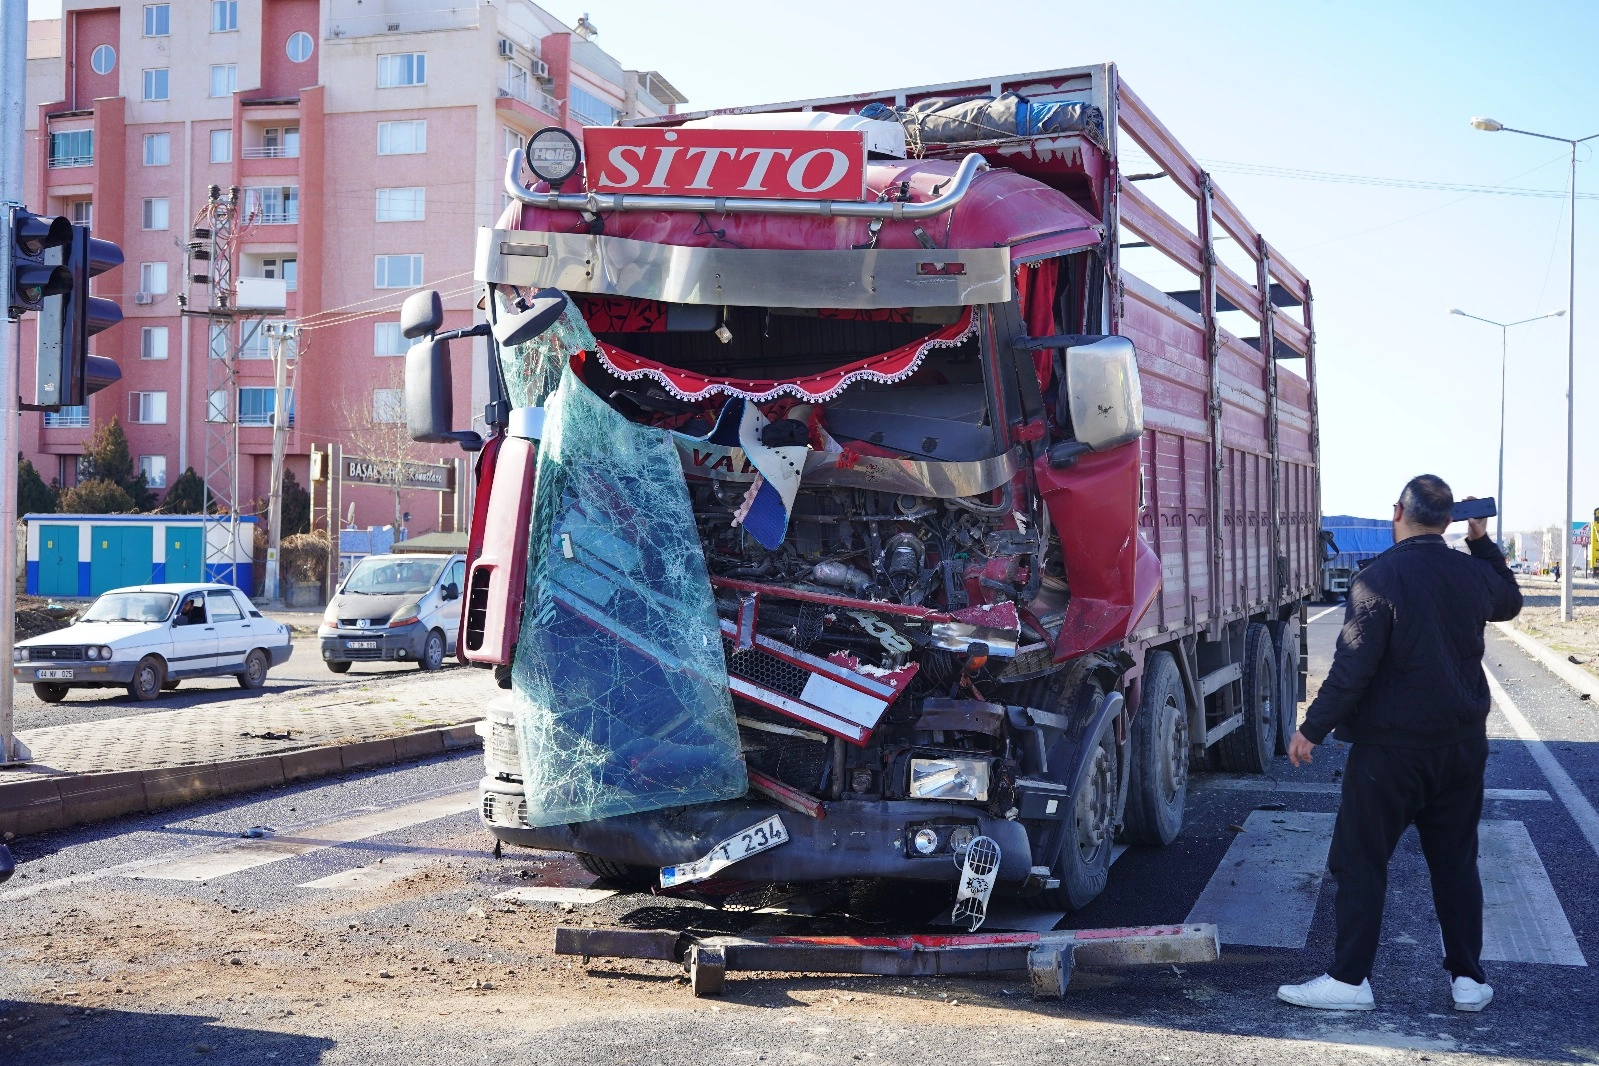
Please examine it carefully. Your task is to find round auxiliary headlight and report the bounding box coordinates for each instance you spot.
[912,828,941,856]
[85,646,99,660]
[100,646,113,660]
[524,126,581,187]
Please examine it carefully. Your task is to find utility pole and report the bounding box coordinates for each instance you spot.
[1,0,30,765]
[263,322,294,605]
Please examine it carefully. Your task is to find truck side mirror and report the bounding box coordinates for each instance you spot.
[400,289,444,339]
[1059,335,1144,451]
[491,287,568,347]
[405,338,480,449]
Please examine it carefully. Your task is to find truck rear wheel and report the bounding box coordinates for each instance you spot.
[1270,620,1301,755]
[1217,623,1277,774]
[1122,651,1188,846]
[576,852,656,889]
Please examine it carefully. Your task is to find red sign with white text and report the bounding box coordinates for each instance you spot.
[583,127,867,201]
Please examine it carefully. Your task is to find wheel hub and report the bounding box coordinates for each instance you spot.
[1076,746,1114,857]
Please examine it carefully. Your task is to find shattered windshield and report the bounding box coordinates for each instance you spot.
[500,302,748,826]
[82,592,177,623]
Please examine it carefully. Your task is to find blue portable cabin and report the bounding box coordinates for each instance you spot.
[25,514,257,598]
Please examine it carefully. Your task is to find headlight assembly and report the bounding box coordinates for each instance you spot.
[12,648,27,663]
[908,757,991,802]
[388,603,421,628]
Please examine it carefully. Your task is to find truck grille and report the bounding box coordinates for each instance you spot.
[482,792,528,828]
[726,643,812,700]
[737,704,831,796]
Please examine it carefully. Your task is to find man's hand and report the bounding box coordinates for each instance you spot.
[1463,495,1489,542]
[1288,730,1317,767]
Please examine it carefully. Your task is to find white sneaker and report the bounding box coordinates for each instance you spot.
[1451,975,1493,1012]
[1277,973,1376,1010]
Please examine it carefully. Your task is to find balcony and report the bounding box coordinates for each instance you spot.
[43,406,90,428]
[498,78,560,120]
[48,153,93,169]
[242,145,299,159]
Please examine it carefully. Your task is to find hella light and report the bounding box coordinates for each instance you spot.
[388,603,421,627]
[912,828,941,856]
[908,758,991,802]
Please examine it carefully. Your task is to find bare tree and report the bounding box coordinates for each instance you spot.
[337,365,434,534]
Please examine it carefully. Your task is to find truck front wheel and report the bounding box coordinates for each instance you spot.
[576,852,656,889]
[1122,651,1188,846]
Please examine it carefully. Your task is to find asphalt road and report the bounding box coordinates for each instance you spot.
[3,607,1598,1065]
[12,632,468,731]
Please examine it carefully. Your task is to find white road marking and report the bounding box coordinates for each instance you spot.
[495,886,617,905]
[1195,775,1550,802]
[298,854,432,891]
[1477,820,1586,966]
[1485,669,1599,860]
[1185,810,1336,948]
[1308,604,1344,624]
[131,791,476,882]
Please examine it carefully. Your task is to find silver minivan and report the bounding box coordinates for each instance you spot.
[317,553,465,672]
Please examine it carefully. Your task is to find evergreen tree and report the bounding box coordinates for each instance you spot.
[59,478,136,514]
[160,467,208,514]
[280,467,311,536]
[77,418,155,511]
[16,454,57,515]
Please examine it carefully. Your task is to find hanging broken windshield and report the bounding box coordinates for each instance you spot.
[499,300,748,827]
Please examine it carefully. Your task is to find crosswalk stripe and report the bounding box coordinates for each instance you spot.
[1307,604,1344,624]
[1485,669,1599,861]
[297,854,433,890]
[131,791,475,882]
[1195,776,1551,802]
[1185,810,1336,948]
[1478,820,1587,966]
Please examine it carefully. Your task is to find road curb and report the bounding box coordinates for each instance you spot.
[1493,621,1599,700]
[0,720,482,839]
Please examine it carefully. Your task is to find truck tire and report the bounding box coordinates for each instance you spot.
[1122,651,1188,846]
[1217,623,1277,774]
[576,852,656,889]
[1269,620,1301,755]
[1029,672,1118,911]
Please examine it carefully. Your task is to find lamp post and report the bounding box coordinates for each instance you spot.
[1472,117,1599,621]
[1448,308,1565,555]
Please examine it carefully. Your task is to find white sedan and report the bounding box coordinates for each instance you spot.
[12,583,294,703]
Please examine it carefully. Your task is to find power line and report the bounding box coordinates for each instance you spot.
[1199,156,1595,201]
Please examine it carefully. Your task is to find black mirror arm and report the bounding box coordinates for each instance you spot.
[435,323,491,343]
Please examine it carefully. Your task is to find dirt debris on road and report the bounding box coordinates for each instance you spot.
[1509,577,1599,682]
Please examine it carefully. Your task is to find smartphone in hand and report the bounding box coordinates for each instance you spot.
[1451,497,1497,522]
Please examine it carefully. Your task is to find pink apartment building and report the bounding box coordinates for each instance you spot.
[20,0,683,532]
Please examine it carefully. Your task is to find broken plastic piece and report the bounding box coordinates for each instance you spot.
[952,835,1001,931]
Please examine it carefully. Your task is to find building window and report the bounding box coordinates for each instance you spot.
[377,53,426,87]
[286,31,313,63]
[44,405,90,429]
[143,132,170,165]
[374,254,422,289]
[139,455,168,488]
[70,201,92,227]
[209,64,238,98]
[375,187,424,222]
[141,198,169,231]
[139,262,168,295]
[504,126,525,160]
[243,186,299,225]
[503,61,530,103]
[255,126,299,158]
[373,321,406,356]
[570,86,620,127]
[209,129,231,163]
[129,391,168,424]
[377,120,426,155]
[207,389,229,421]
[239,319,295,360]
[90,44,116,75]
[143,4,169,37]
[373,389,405,424]
[261,257,297,292]
[142,68,169,101]
[140,325,169,360]
[238,387,293,427]
[48,129,93,168]
[211,0,237,32]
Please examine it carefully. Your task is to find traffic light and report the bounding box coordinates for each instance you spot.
[6,208,72,318]
[32,224,123,409]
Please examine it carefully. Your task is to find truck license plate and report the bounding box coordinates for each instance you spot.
[660,815,789,888]
[346,641,377,650]
[36,669,73,680]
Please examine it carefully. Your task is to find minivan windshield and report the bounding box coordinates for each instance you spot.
[81,592,178,623]
[342,557,446,596]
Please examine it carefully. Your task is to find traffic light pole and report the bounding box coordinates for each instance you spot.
[1,0,31,765]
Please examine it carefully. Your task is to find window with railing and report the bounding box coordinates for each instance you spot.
[243,186,299,225]
[238,387,293,427]
[44,405,90,429]
[49,130,93,168]
[244,126,299,159]
[569,86,620,127]
[238,319,295,360]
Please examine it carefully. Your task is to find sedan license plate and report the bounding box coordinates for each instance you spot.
[660,815,789,888]
[346,641,377,650]
[36,669,73,680]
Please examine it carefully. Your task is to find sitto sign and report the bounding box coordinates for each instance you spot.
[584,127,867,201]
[343,456,454,492]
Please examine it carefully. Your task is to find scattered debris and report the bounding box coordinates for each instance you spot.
[239,826,276,839]
[494,887,617,906]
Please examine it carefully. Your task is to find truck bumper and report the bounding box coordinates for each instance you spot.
[479,776,1036,885]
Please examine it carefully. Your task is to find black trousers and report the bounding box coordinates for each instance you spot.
[1327,736,1489,985]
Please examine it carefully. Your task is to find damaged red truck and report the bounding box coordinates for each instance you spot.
[399,63,1320,916]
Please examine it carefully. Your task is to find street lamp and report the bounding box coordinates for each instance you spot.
[1473,117,1599,621]
[1448,308,1565,555]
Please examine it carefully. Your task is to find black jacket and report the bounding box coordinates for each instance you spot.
[1300,534,1522,748]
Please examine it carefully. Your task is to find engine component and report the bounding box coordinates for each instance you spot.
[811,560,872,594]
[882,531,925,595]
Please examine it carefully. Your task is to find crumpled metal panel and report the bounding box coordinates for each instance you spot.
[502,313,747,827]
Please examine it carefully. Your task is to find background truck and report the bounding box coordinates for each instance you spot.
[404,62,1321,913]
[1320,515,1394,600]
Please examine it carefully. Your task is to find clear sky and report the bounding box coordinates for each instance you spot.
[30,0,1599,530]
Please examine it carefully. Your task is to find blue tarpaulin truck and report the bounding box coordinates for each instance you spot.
[1320,516,1393,599]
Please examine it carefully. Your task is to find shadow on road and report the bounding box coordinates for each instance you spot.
[0,999,335,1065]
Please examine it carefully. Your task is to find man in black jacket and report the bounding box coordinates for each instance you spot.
[1277,474,1521,1013]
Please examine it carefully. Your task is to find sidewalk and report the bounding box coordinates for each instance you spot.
[0,667,497,837]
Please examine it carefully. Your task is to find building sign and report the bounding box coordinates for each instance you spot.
[1573,521,1591,549]
[342,456,454,492]
[584,127,867,202]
